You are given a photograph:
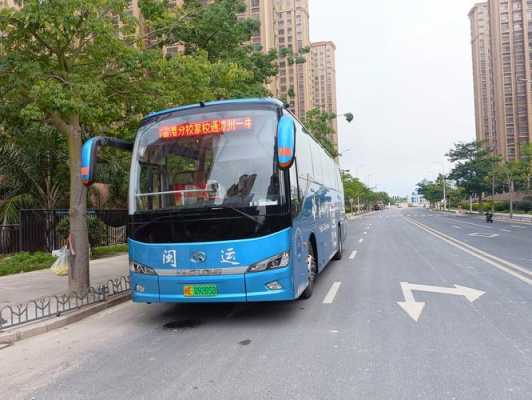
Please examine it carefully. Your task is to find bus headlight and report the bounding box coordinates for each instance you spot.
[247,252,289,273]
[129,262,157,275]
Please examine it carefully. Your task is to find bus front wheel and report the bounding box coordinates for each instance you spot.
[301,241,317,299]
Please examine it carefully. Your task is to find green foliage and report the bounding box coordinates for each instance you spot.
[0,124,69,223]
[140,0,277,96]
[0,252,56,276]
[341,171,391,210]
[56,217,107,247]
[416,178,443,205]
[303,108,338,157]
[447,142,498,200]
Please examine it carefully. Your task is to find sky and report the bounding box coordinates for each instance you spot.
[309,0,479,197]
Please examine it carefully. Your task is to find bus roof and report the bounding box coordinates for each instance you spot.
[142,98,284,122]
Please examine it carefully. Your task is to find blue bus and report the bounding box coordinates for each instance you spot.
[81,98,345,302]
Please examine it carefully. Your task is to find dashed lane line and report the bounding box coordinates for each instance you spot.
[359,238,364,244]
[323,281,342,304]
[349,250,357,260]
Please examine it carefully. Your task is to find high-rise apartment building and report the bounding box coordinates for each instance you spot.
[469,3,497,153]
[311,41,338,149]
[469,0,532,160]
[238,0,278,96]
[274,0,313,119]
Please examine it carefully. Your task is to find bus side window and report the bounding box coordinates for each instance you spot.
[289,160,300,216]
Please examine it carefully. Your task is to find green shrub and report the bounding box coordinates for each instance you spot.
[92,244,128,259]
[515,200,532,212]
[0,252,56,276]
[494,201,510,212]
[56,217,107,247]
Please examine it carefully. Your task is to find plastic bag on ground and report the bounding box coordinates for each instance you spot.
[51,246,70,276]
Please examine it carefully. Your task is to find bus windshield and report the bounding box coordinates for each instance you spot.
[131,107,281,213]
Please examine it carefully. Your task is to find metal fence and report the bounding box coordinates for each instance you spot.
[19,209,128,253]
[0,276,130,330]
[0,225,19,255]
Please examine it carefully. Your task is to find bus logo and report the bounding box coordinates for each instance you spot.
[191,251,207,264]
[163,250,177,268]
[220,248,240,265]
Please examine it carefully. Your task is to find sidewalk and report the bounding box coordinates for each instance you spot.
[0,254,129,307]
[436,208,532,224]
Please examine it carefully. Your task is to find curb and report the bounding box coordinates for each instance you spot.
[0,293,131,345]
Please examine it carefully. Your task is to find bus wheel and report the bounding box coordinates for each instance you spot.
[333,225,343,260]
[301,241,317,299]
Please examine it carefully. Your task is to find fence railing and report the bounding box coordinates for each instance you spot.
[0,224,19,255]
[0,276,130,330]
[19,209,128,253]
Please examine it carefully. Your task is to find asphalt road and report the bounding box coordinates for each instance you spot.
[1,208,531,400]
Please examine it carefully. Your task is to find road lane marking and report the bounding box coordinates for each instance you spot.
[404,217,532,286]
[469,232,499,238]
[453,225,462,229]
[349,250,357,260]
[359,238,364,243]
[397,282,485,322]
[501,229,511,233]
[323,282,342,304]
[363,231,367,235]
[511,225,526,229]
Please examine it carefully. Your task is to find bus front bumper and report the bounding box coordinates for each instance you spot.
[130,267,295,303]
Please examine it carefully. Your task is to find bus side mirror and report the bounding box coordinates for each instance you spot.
[81,136,133,186]
[277,116,296,170]
[81,138,99,186]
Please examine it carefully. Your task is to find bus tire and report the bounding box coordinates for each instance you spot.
[333,225,343,260]
[301,241,317,299]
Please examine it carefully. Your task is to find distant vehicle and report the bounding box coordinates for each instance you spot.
[81,98,346,303]
[374,201,385,211]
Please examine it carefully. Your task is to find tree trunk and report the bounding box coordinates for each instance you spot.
[51,113,90,294]
[509,180,514,219]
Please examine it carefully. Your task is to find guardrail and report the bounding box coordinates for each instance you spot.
[0,276,130,330]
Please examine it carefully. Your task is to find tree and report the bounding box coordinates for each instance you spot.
[521,143,532,192]
[303,108,338,157]
[140,0,278,97]
[0,0,272,293]
[447,142,496,204]
[496,160,526,218]
[0,123,68,224]
[416,179,443,207]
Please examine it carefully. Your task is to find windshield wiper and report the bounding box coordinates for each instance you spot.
[210,206,264,226]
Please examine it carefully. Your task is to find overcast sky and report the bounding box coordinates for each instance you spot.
[309,0,479,196]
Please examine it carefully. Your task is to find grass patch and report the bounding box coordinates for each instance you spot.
[0,252,56,277]
[91,243,128,259]
[0,244,128,277]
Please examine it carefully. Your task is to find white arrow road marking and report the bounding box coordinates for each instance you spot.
[397,282,485,322]
[349,250,357,260]
[323,281,342,304]
[469,232,499,238]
